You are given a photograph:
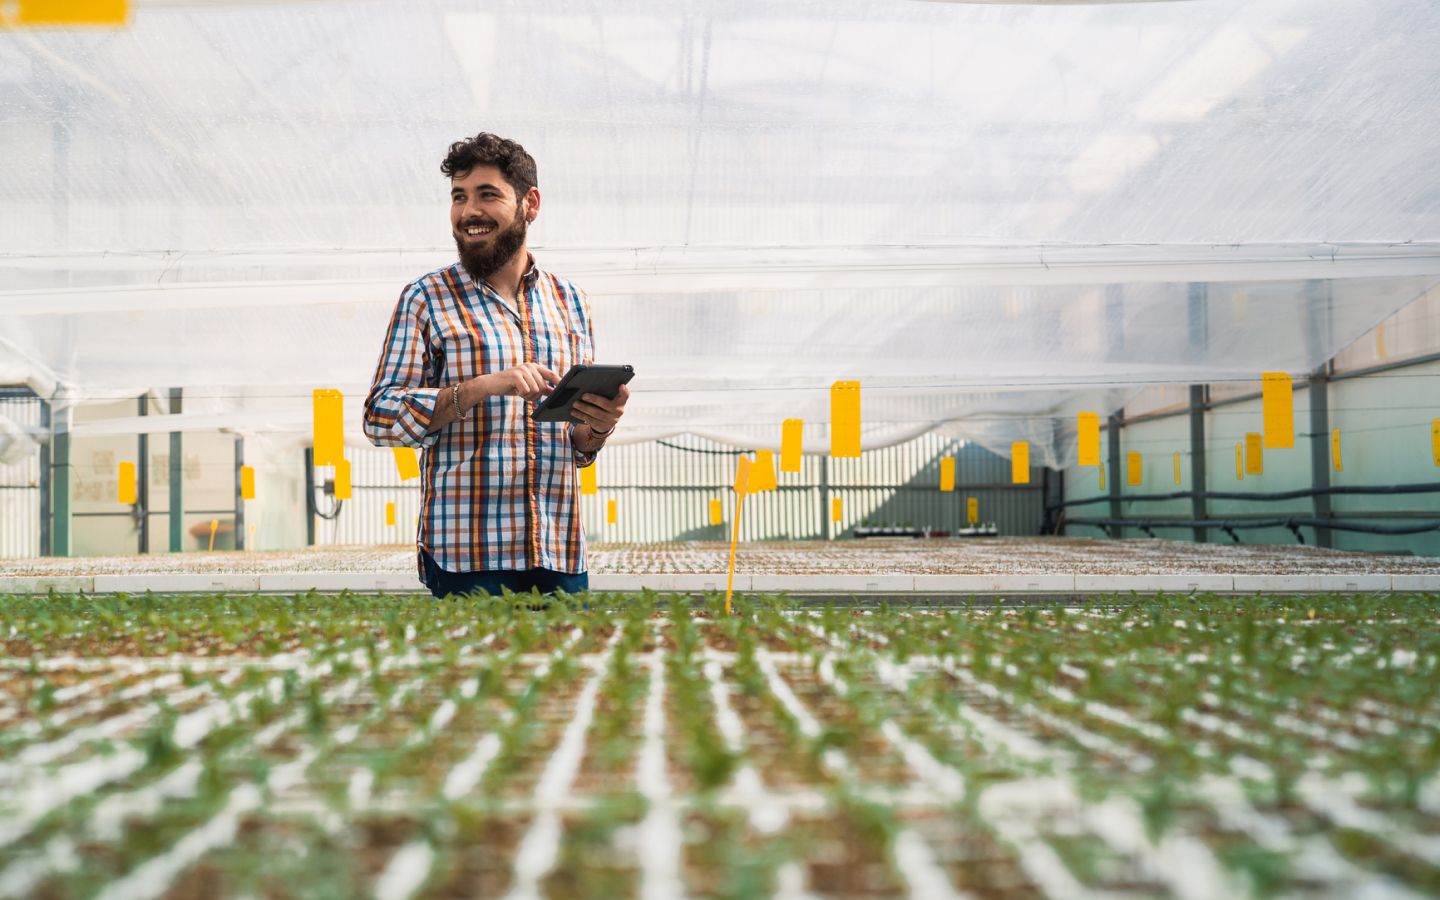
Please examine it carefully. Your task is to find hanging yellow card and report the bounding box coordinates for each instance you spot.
[939,457,956,492]
[1261,372,1294,449]
[1126,452,1142,486]
[607,499,617,524]
[1172,452,1182,485]
[1077,412,1101,466]
[831,497,843,522]
[1432,419,1440,466]
[3,0,127,26]
[733,455,753,496]
[966,497,979,525]
[709,498,723,525]
[1011,441,1030,485]
[393,447,420,481]
[1332,428,1343,472]
[1235,443,1244,481]
[830,381,861,457]
[117,461,136,504]
[1099,464,1106,490]
[781,419,803,472]
[580,463,597,495]
[240,466,255,500]
[750,450,777,492]
[385,502,396,526]
[334,458,353,500]
[312,389,344,466]
[1245,432,1263,475]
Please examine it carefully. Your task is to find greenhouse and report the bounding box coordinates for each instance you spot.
[2,0,1440,897]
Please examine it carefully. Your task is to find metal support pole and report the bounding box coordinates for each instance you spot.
[234,436,245,551]
[52,404,71,557]
[1187,282,1210,544]
[304,446,316,546]
[169,388,184,552]
[39,399,52,556]
[1309,368,1333,548]
[1107,411,1123,538]
[137,394,149,553]
[1189,384,1208,543]
[819,455,831,541]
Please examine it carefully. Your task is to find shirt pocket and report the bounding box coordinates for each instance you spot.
[568,327,593,368]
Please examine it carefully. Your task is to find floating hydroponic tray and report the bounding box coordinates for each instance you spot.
[1,593,1437,897]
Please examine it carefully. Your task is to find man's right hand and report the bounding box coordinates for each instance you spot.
[477,363,560,403]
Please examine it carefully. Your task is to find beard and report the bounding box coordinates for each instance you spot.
[454,208,528,283]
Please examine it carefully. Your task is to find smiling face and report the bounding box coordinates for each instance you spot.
[449,165,537,283]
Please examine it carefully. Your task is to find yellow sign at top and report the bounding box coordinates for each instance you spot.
[1077,412,1101,467]
[2,0,127,26]
[1261,372,1294,449]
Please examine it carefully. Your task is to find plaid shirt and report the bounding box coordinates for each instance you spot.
[363,257,597,576]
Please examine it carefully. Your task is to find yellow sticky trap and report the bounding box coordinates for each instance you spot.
[1332,428,1343,472]
[117,461,136,504]
[709,498,723,525]
[1261,372,1294,449]
[831,497,843,522]
[830,381,861,458]
[334,458,353,500]
[750,450,777,492]
[966,497,979,525]
[1172,452,1182,485]
[207,520,218,552]
[580,462,597,495]
[1235,443,1245,481]
[780,419,804,472]
[939,457,956,492]
[732,455,753,496]
[240,466,255,500]
[1099,464,1106,490]
[393,447,420,481]
[1127,452,1142,486]
[607,499,617,524]
[2,0,127,26]
[1245,432,1264,475]
[312,389,344,466]
[385,502,396,526]
[1432,419,1440,467]
[1011,441,1030,485]
[1077,412,1101,467]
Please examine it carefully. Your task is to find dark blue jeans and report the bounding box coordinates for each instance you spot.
[421,552,588,600]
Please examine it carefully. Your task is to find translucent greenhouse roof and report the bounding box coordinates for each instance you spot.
[3,0,1439,464]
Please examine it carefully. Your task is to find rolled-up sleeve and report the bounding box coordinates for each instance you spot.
[364,283,442,449]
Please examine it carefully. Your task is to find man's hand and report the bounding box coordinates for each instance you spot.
[477,363,560,403]
[571,383,629,435]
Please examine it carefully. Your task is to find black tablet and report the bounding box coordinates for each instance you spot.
[530,364,635,422]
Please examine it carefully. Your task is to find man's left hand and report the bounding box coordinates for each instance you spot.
[572,383,628,437]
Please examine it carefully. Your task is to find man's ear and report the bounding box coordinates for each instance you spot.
[524,187,541,223]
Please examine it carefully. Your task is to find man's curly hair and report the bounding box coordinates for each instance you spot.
[441,133,538,202]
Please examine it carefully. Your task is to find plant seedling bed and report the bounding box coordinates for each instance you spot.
[1,591,1438,898]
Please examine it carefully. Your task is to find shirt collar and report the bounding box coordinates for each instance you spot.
[456,252,541,300]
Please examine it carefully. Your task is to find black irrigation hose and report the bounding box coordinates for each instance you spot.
[1048,481,1440,511]
[656,439,746,456]
[1063,516,1440,542]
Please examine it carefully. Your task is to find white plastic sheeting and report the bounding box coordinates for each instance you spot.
[3,0,1439,466]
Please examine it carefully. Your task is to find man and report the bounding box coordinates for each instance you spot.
[363,132,626,599]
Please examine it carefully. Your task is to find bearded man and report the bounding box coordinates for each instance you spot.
[363,132,626,598]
